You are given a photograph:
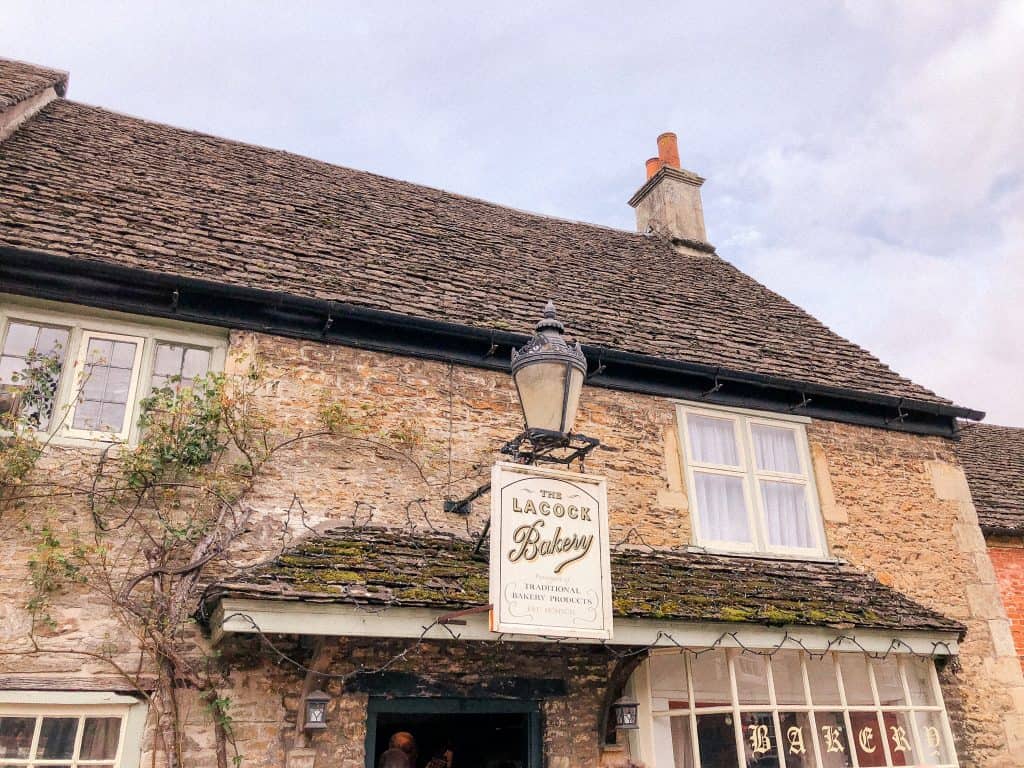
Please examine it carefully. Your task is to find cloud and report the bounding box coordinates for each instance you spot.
[716,0,1024,424]
[0,0,1020,423]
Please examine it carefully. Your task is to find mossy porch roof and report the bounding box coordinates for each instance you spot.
[204,526,964,635]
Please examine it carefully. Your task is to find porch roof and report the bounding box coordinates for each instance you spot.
[202,527,964,637]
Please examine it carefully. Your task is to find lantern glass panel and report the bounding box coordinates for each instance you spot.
[514,360,570,433]
[615,701,639,729]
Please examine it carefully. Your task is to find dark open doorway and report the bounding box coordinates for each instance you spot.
[365,698,542,768]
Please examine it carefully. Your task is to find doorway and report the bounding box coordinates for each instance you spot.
[365,698,542,768]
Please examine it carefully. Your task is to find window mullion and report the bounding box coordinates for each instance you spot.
[929,662,960,767]
[765,655,786,767]
[834,654,861,768]
[800,655,824,768]
[738,416,766,551]
[70,714,85,768]
[866,659,895,767]
[897,657,926,763]
[727,650,745,768]
[28,714,42,762]
[685,653,700,768]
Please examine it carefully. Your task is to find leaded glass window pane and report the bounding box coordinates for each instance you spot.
[694,473,751,544]
[778,711,815,766]
[850,712,886,767]
[37,717,77,759]
[771,651,806,706]
[73,336,140,433]
[734,654,770,706]
[695,713,738,766]
[0,321,70,428]
[739,711,778,766]
[688,414,740,466]
[0,716,35,758]
[80,716,121,760]
[152,343,211,391]
[814,712,854,767]
[690,649,731,707]
[751,424,801,474]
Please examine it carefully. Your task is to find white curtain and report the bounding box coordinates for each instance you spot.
[688,414,739,466]
[761,480,812,548]
[751,424,800,473]
[694,472,750,543]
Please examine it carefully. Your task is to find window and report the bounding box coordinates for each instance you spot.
[0,321,70,428]
[645,649,958,768]
[0,713,121,766]
[677,405,824,556]
[0,300,226,444]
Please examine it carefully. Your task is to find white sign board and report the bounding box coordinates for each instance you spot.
[489,461,612,639]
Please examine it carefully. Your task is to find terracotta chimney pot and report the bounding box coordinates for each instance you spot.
[645,157,663,180]
[657,132,681,170]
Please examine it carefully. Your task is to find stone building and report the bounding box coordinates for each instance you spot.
[1,56,1023,768]
[956,424,1024,668]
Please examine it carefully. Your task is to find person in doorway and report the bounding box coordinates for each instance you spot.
[379,732,417,768]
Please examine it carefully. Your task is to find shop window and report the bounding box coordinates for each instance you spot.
[645,649,957,768]
[676,405,826,557]
[0,300,225,444]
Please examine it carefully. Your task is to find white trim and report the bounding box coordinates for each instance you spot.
[212,597,960,656]
[0,295,227,447]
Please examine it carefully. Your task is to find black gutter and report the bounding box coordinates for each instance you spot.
[0,246,983,437]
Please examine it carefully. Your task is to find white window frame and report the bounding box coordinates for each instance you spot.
[0,691,147,768]
[0,295,228,447]
[635,648,959,768]
[676,401,828,558]
[64,330,146,442]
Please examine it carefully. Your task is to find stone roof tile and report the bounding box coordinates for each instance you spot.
[204,527,964,636]
[957,422,1024,535]
[0,95,959,408]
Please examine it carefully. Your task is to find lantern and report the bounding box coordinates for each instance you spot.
[303,689,330,732]
[511,301,587,439]
[611,695,640,730]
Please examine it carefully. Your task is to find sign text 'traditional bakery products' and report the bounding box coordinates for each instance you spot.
[489,462,612,639]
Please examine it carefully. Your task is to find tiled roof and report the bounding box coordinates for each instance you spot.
[0,60,958,408]
[203,527,964,636]
[0,58,67,111]
[956,422,1024,535]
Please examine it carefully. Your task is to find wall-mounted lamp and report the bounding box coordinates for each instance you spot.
[511,301,587,441]
[302,689,331,732]
[611,695,640,730]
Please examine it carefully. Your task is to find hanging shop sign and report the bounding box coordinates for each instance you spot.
[489,461,612,640]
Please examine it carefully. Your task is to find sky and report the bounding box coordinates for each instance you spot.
[2,1,1022,425]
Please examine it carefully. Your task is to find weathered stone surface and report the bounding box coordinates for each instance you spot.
[0,332,1020,767]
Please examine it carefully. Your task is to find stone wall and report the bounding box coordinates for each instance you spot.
[988,537,1024,666]
[3,328,1023,767]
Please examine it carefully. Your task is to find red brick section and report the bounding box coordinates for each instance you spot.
[990,542,1024,666]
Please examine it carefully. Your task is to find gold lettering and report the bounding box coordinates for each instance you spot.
[889,725,912,754]
[539,501,550,516]
[822,725,845,754]
[857,726,876,754]
[786,726,806,755]
[567,505,578,519]
[925,725,942,757]
[522,499,536,515]
[553,503,565,518]
[747,724,771,756]
[580,506,592,521]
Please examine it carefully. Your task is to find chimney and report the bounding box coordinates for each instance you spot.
[629,132,714,256]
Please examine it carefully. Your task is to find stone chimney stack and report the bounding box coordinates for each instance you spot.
[628,132,714,256]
